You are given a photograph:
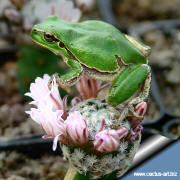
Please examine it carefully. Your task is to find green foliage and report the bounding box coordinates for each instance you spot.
[17,46,67,100]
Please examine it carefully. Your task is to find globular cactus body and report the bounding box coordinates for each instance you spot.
[61,99,142,179]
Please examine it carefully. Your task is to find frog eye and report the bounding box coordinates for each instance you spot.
[44,32,58,42]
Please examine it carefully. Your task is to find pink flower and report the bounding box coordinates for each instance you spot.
[26,103,67,151]
[93,127,129,152]
[25,74,91,150]
[129,101,147,128]
[25,74,68,118]
[76,75,104,100]
[25,74,69,150]
[64,111,89,145]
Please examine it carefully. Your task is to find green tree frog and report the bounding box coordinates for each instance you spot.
[31,16,151,119]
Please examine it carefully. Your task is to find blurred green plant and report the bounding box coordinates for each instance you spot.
[17,46,67,100]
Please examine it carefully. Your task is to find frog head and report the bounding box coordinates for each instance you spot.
[31,16,77,58]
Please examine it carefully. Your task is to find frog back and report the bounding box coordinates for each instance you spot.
[44,17,147,72]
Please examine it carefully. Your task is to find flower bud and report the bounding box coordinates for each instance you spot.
[135,101,147,116]
[65,111,89,145]
[129,101,147,128]
[93,127,128,152]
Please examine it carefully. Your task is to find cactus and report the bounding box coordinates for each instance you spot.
[25,74,147,180]
[61,99,141,180]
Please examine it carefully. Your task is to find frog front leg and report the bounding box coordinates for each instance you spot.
[48,58,83,91]
[107,64,151,120]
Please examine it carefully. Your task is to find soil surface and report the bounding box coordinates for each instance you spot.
[0,151,68,180]
[0,61,43,140]
[114,0,180,26]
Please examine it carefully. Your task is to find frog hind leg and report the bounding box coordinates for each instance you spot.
[128,67,151,119]
[107,64,151,121]
[48,58,83,92]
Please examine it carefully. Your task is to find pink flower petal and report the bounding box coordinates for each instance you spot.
[53,134,61,151]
